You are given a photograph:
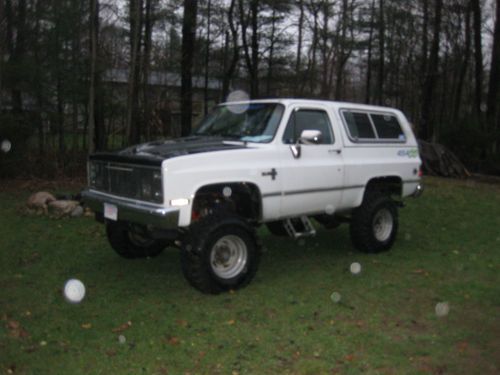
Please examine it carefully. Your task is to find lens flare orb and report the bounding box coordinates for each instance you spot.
[63,279,86,304]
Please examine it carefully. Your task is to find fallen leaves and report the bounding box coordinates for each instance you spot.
[81,323,92,329]
[412,269,430,276]
[166,336,180,346]
[6,320,30,339]
[112,321,132,333]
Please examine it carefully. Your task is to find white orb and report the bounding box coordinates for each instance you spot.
[1,139,11,153]
[325,204,335,215]
[350,262,362,275]
[222,186,232,197]
[63,279,86,304]
[118,335,126,344]
[226,90,250,114]
[330,292,341,303]
[435,302,450,317]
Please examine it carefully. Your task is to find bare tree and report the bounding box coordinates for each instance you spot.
[180,0,198,136]
[486,0,500,152]
[419,0,443,140]
[471,0,484,115]
[221,0,239,100]
[88,0,99,153]
[239,0,260,98]
[295,0,305,95]
[452,2,472,124]
[142,0,155,139]
[365,0,376,103]
[376,0,385,105]
[126,0,143,144]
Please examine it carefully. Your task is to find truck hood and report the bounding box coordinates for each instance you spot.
[89,136,249,166]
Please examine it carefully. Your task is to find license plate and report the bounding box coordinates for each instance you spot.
[104,203,118,221]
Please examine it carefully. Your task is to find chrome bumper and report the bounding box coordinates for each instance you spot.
[82,189,179,229]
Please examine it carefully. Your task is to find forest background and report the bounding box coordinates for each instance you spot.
[0,0,499,177]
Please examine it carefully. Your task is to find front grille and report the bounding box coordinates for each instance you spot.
[88,160,163,204]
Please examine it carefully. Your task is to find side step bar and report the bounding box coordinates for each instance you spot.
[283,216,316,239]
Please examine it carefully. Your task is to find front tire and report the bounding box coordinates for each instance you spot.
[181,214,260,294]
[106,221,166,259]
[350,194,399,253]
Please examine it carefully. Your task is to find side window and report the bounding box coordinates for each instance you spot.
[282,109,334,144]
[342,111,375,139]
[371,114,405,140]
[341,110,406,142]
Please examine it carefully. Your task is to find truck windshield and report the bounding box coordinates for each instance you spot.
[194,103,284,143]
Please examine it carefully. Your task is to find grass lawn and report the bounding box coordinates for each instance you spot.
[1,177,499,374]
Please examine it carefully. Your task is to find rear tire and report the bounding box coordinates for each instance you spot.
[181,214,260,294]
[350,193,398,253]
[106,221,166,259]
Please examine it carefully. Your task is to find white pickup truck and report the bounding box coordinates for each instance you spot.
[83,99,423,294]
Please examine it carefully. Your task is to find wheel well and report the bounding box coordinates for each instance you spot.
[191,183,262,223]
[365,176,403,198]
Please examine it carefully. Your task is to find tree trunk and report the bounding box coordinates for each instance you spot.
[126,0,143,144]
[452,2,471,124]
[143,0,153,139]
[180,0,198,136]
[419,0,443,140]
[250,0,260,97]
[10,0,26,112]
[421,0,429,85]
[365,0,375,103]
[238,0,260,98]
[471,0,483,115]
[203,0,211,115]
[33,0,44,154]
[0,0,4,110]
[486,0,500,152]
[266,7,277,96]
[88,0,99,153]
[319,2,330,98]
[376,0,385,105]
[221,0,239,100]
[335,0,350,100]
[307,3,320,95]
[295,0,304,96]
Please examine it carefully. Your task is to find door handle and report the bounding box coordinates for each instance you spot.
[328,149,342,154]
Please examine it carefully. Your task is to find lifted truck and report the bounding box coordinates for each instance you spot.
[83,99,423,294]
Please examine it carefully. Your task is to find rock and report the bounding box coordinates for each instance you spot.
[26,192,56,214]
[70,205,84,218]
[48,200,80,218]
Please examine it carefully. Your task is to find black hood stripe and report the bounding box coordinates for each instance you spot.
[89,136,248,165]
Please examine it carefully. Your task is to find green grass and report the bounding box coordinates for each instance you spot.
[1,177,499,374]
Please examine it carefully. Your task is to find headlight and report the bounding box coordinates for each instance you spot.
[88,161,105,189]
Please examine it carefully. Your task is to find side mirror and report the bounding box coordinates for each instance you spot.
[298,129,322,145]
[290,130,323,159]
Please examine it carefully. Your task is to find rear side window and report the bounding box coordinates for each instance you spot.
[343,112,375,139]
[371,114,405,139]
[341,110,406,142]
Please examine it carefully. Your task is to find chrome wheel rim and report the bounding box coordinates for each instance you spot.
[373,208,393,242]
[210,235,248,279]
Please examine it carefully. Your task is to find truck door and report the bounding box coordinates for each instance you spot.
[279,105,344,218]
